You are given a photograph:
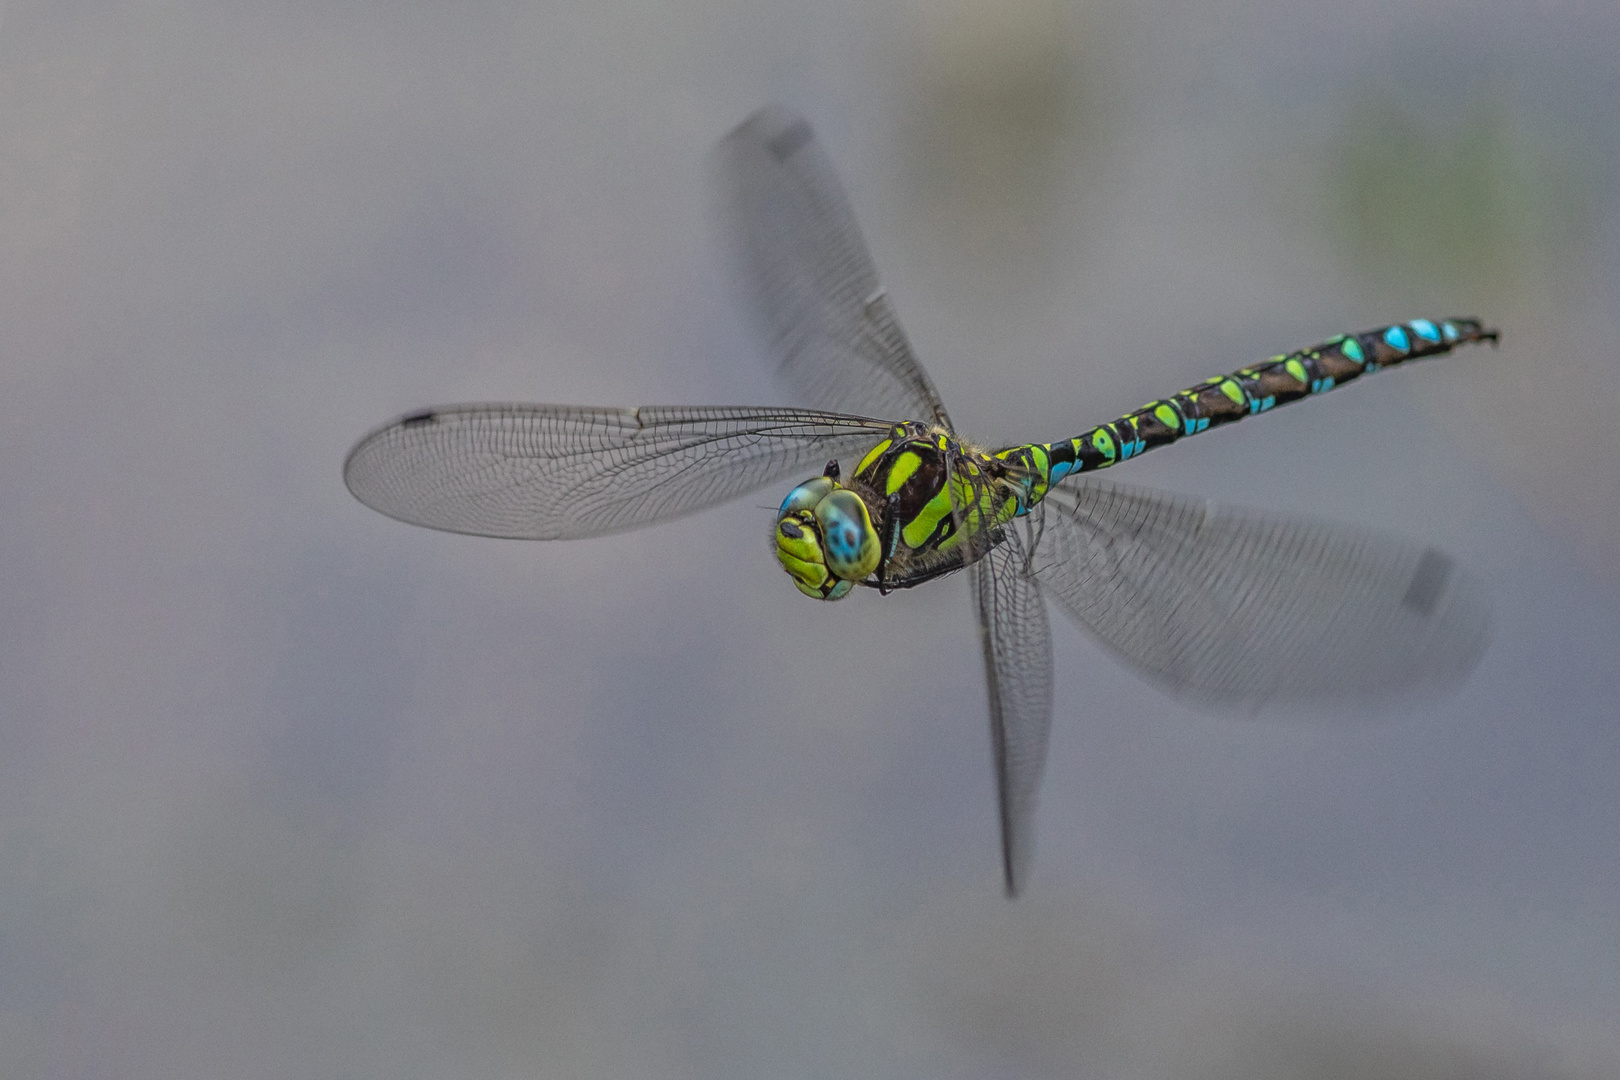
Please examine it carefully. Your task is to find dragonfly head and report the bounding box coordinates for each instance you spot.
[773,461,881,600]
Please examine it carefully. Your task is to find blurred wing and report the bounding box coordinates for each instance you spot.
[344,404,894,540]
[972,522,1054,897]
[714,105,953,431]
[1032,479,1492,708]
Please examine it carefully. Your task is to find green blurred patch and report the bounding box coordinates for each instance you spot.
[900,0,1097,298]
[1326,100,1598,304]
[1324,97,1620,590]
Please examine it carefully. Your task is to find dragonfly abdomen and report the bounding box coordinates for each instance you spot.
[1002,318,1498,497]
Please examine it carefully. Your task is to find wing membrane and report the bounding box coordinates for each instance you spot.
[1032,479,1492,708]
[344,404,894,540]
[714,106,953,431]
[972,521,1054,897]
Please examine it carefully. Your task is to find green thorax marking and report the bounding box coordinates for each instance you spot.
[852,422,1026,562]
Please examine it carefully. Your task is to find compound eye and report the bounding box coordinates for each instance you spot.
[779,476,836,516]
[814,489,880,582]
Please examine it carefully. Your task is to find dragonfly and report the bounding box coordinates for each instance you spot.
[345,106,1497,895]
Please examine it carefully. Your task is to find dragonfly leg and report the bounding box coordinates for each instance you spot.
[876,492,905,594]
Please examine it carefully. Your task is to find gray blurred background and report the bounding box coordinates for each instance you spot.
[2,0,1618,1076]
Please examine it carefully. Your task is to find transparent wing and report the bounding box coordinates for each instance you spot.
[972,520,1054,897]
[344,404,895,540]
[1032,479,1492,708]
[713,105,953,431]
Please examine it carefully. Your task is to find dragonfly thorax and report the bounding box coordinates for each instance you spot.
[774,423,1029,600]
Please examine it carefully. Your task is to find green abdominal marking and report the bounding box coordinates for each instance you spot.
[995,318,1497,506]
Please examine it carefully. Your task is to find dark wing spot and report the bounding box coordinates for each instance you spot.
[1402,548,1453,616]
[400,410,437,427]
[767,119,814,162]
